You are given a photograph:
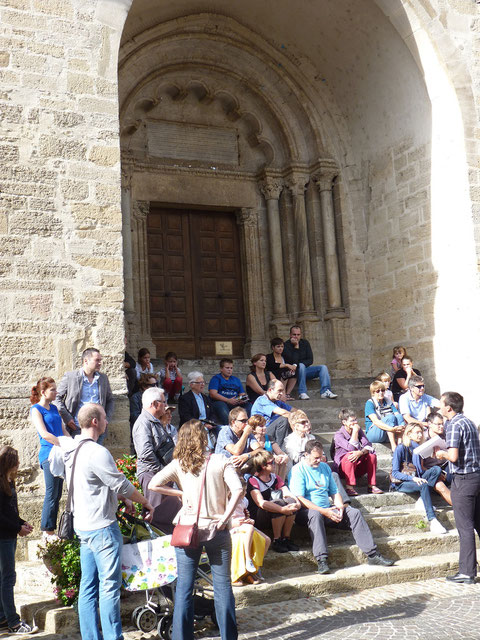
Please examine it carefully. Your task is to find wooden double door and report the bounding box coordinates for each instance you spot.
[147,208,246,358]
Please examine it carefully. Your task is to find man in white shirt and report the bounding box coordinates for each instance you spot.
[66,403,153,640]
[399,375,439,427]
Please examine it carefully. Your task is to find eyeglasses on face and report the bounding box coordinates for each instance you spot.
[236,417,249,423]
[414,385,425,389]
[192,380,205,384]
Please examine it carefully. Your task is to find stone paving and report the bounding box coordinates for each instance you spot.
[16,577,480,639]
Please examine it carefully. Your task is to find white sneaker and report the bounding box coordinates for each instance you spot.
[320,390,338,399]
[430,518,447,535]
[414,497,437,513]
[245,558,256,573]
[299,393,310,400]
[414,497,425,512]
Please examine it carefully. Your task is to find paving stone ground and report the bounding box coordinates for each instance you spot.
[15,578,480,639]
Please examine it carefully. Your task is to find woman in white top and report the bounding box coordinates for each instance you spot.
[148,420,242,640]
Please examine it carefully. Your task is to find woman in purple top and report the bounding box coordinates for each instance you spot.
[333,409,382,496]
[30,377,69,542]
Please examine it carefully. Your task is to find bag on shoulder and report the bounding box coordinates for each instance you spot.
[58,510,74,540]
[170,522,199,549]
[171,456,210,549]
[58,439,93,540]
[390,461,417,484]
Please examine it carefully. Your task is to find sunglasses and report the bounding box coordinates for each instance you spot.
[414,385,425,389]
[236,418,249,423]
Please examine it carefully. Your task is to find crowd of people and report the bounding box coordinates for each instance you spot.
[1,340,479,640]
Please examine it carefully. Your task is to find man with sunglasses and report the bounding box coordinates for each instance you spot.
[215,406,258,467]
[399,375,439,428]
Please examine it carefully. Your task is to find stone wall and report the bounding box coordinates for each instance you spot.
[0,0,129,478]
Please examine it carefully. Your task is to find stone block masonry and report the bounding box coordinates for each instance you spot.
[0,0,128,476]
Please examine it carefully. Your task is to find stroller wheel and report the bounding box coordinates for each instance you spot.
[158,614,173,640]
[136,607,158,632]
[131,606,143,627]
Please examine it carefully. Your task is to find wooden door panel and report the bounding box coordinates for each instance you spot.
[148,209,195,357]
[148,207,245,357]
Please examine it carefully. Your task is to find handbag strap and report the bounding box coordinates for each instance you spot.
[194,455,211,526]
[65,438,94,512]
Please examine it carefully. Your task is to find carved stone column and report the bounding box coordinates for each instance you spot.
[259,178,288,323]
[314,170,344,315]
[286,174,316,319]
[236,208,266,356]
[131,200,156,355]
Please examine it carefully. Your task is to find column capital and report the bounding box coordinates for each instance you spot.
[236,207,258,227]
[286,174,309,197]
[259,178,283,201]
[132,200,150,220]
[313,169,338,192]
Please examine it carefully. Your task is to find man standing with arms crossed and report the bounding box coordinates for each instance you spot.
[435,391,480,583]
[66,403,153,640]
[55,347,114,444]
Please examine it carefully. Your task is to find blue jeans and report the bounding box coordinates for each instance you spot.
[212,401,252,426]
[297,363,331,395]
[173,529,237,640]
[41,459,64,531]
[0,539,20,628]
[366,413,403,444]
[75,522,123,640]
[394,466,442,521]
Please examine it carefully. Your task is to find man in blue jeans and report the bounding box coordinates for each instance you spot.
[283,325,337,400]
[66,403,153,640]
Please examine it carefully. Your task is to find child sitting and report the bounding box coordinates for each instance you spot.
[390,346,408,379]
[157,352,183,403]
[230,483,271,586]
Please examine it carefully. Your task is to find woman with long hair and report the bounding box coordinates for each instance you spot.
[148,420,243,640]
[245,354,276,403]
[30,377,70,541]
[0,446,33,634]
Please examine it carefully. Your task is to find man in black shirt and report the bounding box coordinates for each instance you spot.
[283,325,337,400]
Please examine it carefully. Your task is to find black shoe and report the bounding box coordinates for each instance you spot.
[271,538,289,553]
[282,537,300,552]
[446,573,475,584]
[367,553,395,567]
[317,559,330,574]
[0,619,7,630]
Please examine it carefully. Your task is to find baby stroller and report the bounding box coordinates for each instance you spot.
[119,513,217,639]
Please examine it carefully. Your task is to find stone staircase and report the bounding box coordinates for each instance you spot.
[14,367,464,634]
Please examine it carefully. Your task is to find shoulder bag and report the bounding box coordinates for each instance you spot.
[390,447,417,485]
[171,456,210,549]
[58,438,93,540]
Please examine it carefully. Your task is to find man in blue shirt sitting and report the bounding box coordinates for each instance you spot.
[215,406,258,468]
[251,379,293,449]
[208,359,252,425]
[290,439,394,574]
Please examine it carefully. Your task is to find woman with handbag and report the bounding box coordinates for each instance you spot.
[390,422,447,534]
[148,419,243,640]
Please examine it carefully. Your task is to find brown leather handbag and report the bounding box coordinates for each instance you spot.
[171,456,210,548]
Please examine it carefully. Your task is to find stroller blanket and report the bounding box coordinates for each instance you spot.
[121,534,177,591]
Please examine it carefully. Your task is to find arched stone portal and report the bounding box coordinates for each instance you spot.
[119,13,351,366]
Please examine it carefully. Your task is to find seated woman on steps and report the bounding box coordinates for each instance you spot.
[246,449,302,553]
[365,380,404,450]
[390,422,447,535]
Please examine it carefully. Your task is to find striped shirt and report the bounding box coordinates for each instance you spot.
[445,413,480,474]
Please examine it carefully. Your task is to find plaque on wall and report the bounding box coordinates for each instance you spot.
[147,120,239,166]
[215,341,233,356]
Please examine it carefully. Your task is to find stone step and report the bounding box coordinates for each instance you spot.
[232,550,461,607]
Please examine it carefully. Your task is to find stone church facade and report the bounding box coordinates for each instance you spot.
[1,0,480,473]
